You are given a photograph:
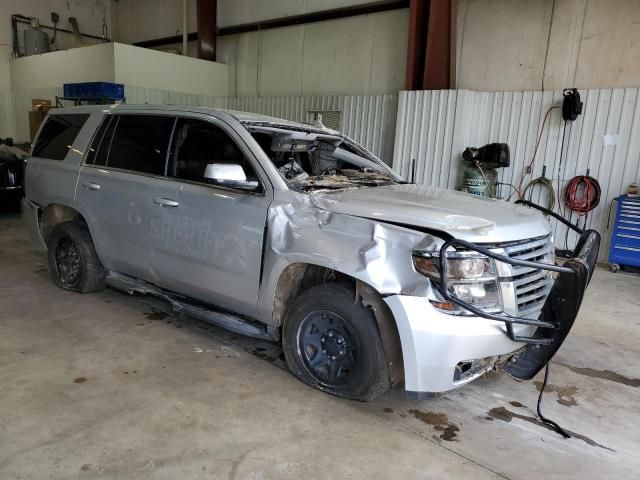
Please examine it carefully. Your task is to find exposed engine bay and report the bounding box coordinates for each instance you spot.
[246,123,400,191]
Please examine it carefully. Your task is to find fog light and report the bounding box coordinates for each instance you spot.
[453,357,496,382]
[451,280,500,309]
[453,283,487,301]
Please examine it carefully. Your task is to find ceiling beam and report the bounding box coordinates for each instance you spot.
[218,0,409,36]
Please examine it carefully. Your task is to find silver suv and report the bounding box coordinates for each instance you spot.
[23,105,600,401]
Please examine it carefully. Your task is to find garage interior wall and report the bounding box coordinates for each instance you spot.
[0,0,113,90]
[216,8,408,97]
[392,87,640,262]
[3,1,639,250]
[456,0,640,91]
[114,0,409,97]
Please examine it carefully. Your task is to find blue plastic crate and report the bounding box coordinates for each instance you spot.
[63,82,124,100]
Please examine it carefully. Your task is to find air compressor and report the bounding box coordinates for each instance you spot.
[460,143,510,198]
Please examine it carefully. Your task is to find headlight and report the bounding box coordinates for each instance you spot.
[412,251,503,313]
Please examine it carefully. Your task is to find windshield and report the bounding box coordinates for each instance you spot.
[245,123,401,191]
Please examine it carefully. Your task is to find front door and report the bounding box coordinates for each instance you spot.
[149,116,271,318]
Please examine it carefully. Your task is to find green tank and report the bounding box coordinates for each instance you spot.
[461,163,498,198]
[460,143,510,199]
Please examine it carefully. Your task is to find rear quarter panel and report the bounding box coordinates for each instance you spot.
[26,112,104,207]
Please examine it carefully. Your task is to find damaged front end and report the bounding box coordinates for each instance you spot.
[247,119,600,392]
[434,201,600,381]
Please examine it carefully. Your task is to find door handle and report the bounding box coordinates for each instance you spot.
[83,181,101,191]
[153,197,179,207]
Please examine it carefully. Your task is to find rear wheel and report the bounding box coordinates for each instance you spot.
[282,282,389,401]
[47,221,106,293]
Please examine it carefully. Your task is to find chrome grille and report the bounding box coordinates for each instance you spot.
[495,235,554,318]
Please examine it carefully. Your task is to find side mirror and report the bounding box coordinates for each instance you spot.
[204,163,260,191]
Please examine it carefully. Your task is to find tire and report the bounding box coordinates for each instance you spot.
[47,220,106,293]
[282,282,389,401]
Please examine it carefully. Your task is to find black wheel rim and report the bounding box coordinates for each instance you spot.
[55,237,82,287]
[296,310,360,387]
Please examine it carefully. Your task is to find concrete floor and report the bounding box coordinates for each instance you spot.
[1,212,639,480]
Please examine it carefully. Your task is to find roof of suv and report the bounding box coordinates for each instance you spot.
[49,104,320,131]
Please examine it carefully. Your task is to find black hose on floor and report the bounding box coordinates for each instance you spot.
[537,364,571,438]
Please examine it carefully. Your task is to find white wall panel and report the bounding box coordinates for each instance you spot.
[393,88,640,262]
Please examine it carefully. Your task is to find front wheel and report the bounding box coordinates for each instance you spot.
[282,282,389,401]
[47,220,106,293]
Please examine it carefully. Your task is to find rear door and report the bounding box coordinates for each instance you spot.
[149,115,272,318]
[75,113,176,280]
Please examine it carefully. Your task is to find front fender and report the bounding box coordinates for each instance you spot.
[256,197,437,324]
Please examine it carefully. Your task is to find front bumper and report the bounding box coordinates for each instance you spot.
[385,294,535,395]
[387,204,601,396]
[503,228,600,379]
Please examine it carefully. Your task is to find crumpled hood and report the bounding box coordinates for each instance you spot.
[310,184,551,243]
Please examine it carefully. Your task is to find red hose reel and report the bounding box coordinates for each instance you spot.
[564,175,601,215]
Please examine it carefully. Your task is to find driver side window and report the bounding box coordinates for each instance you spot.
[167,118,259,188]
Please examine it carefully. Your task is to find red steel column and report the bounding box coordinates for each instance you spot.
[197,0,217,61]
[423,0,453,89]
[405,0,428,90]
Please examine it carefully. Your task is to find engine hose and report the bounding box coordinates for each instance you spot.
[522,176,556,211]
[564,175,601,215]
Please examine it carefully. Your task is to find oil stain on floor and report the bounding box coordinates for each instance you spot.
[533,381,578,406]
[556,362,640,388]
[408,409,460,442]
[143,308,168,321]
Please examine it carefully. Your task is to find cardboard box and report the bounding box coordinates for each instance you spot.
[31,98,52,109]
[29,99,55,142]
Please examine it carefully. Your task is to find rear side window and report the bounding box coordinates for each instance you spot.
[32,114,89,160]
[106,115,175,175]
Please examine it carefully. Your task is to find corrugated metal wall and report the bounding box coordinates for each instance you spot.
[0,90,13,141]
[226,94,398,162]
[0,86,397,163]
[393,88,640,262]
[123,85,229,109]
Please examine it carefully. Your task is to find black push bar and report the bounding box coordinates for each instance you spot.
[436,237,574,343]
[515,199,583,234]
[434,196,600,345]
